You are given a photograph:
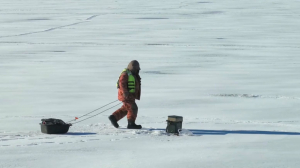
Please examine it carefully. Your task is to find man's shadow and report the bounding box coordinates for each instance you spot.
[147,129,300,136]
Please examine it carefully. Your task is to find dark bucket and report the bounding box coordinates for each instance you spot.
[40,118,71,134]
[166,115,183,134]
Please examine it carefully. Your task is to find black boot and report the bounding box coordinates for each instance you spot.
[127,120,142,129]
[108,115,119,128]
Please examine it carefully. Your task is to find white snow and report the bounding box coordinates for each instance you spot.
[1,0,300,167]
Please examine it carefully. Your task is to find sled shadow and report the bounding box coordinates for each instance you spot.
[66,132,97,135]
[148,129,300,136]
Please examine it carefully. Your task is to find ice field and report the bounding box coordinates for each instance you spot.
[1,0,300,167]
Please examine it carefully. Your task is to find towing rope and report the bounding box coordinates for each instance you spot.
[67,100,121,124]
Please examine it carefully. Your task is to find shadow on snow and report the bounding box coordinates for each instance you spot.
[189,129,300,136]
[66,132,97,135]
[148,129,300,136]
[64,129,300,136]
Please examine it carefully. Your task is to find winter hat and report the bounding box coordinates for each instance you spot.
[127,60,140,71]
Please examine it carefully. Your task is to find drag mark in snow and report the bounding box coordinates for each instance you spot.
[0,21,87,38]
[41,142,55,144]
[202,11,224,14]
[27,18,51,21]
[4,115,46,119]
[143,71,170,75]
[146,43,169,46]
[136,18,169,19]
[52,51,65,52]
[211,94,300,100]
[1,139,13,141]
[212,94,260,98]
[27,143,39,146]
[0,14,101,39]
[86,15,99,20]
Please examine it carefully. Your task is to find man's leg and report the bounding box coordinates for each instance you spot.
[109,103,128,128]
[112,103,128,121]
[124,102,138,122]
[124,102,142,129]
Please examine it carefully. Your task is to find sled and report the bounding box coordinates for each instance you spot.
[40,118,71,134]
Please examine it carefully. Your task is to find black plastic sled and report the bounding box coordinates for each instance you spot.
[40,118,71,134]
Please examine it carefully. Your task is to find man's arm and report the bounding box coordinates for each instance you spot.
[119,72,129,98]
[137,74,141,86]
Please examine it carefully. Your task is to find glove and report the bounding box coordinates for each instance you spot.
[123,91,129,99]
[137,75,141,85]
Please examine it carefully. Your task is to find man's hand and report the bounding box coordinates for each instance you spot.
[137,75,141,85]
[123,91,129,99]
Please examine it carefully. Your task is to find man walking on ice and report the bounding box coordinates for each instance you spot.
[109,60,142,129]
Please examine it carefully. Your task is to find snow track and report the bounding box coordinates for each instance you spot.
[0,14,103,38]
[212,94,300,100]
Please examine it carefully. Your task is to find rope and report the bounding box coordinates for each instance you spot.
[71,102,122,125]
[67,100,119,123]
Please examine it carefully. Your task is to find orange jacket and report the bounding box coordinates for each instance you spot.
[118,72,141,102]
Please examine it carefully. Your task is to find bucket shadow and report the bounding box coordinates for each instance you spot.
[148,129,300,136]
[66,132,97,136]
[189,129,300,136]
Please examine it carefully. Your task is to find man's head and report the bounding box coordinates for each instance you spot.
[127,60,140,75]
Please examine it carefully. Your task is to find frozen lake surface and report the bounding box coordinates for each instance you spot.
[1,0,300,167]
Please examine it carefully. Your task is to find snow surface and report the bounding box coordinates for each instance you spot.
[1,0,300,167]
